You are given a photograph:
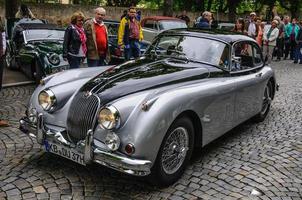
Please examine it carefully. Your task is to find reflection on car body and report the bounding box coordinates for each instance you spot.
[20,28,277,186]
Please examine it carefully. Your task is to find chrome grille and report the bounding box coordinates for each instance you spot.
[67,92,100,143]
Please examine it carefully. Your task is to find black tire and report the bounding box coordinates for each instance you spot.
[149,116,194,186]
[253,81,273,122]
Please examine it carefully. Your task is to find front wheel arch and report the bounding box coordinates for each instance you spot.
[149,115,195,186]
[177,110,203,149]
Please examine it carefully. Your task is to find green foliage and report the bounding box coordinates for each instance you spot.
[137,0,162,9]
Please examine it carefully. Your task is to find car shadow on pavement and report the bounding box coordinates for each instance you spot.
[28,152,158,198]
[191,118,258,162]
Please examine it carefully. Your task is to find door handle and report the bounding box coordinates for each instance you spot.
[255,73,262,78]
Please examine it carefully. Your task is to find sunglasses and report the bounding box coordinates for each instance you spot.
[130,11,136,13]
[77,19,84,22]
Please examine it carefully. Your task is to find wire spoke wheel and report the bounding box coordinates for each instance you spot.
[260,83,271,116]
[161,127,189,175]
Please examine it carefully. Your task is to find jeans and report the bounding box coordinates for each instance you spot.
[87,57,106,67]
[284,38,296,59]
[124,40,141,61]
[294,43,302,63]
[67,55,82,69]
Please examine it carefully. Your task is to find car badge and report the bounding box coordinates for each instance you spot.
[84,91,92,98]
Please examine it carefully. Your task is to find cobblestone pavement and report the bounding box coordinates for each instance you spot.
[0,60,302,200]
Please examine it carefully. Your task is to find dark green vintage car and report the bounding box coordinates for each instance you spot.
[6,20,68,83]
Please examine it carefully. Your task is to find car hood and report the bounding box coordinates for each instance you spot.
[80,57,210,104]
[33,41,63,54]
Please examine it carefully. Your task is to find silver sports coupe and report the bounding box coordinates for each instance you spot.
[20,29,278,186]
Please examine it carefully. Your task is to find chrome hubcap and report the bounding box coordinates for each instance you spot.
[162,127,189,175]
[261,84,271,115]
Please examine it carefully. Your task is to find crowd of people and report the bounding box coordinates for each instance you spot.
[194,10,302,65]
[63,6,143,69]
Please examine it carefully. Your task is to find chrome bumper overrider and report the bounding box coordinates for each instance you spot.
[19,114,152,176]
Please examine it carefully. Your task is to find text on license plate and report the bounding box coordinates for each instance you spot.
[44,140,85,166]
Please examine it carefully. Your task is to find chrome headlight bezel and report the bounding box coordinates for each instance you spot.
[38,89,57,111]
[47,53,60,66]
[98,105,121,130]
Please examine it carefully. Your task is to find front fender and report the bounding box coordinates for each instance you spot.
[114,81,210,165]
[29,67,111,126]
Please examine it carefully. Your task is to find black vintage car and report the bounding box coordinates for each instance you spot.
[5,19,67,83]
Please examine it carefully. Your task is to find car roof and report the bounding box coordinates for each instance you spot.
[142,16,185,22]
[19,23,64,31]
[161,28,256,44]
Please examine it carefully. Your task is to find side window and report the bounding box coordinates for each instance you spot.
[253,44,263,66]
[144,20,155,29]
[232,42,254,71]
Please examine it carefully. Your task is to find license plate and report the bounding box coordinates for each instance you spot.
[44,140,85,166]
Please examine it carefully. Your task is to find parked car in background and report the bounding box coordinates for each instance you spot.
[19,28,277,186]
[105,19,149,64]
[5,20,67,83]
[217,22,235,31]
[141,16,187,43]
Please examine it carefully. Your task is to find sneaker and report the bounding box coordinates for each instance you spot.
[294,61,298,64]
[299,61,302,64]
[0,120,9,127]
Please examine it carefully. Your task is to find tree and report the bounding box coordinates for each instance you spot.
[195,0,205,12]
[226,0,241,21]
[163,0,173,16]
[5,0,19,19]
[106,0,137,7]
[279,0,300,18]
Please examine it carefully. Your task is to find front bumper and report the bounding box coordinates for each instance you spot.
[19,114,152,176]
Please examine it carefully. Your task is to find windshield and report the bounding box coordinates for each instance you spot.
[24,29,65,41]
[159,20,187,30]
[145,35,229,67]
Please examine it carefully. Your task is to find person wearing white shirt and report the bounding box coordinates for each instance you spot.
[248,12,257,38]
[263,20,280,64]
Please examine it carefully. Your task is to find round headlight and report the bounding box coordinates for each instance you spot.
[38,89,56,111]
[98,105,120,130]
[48,53,60,65]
